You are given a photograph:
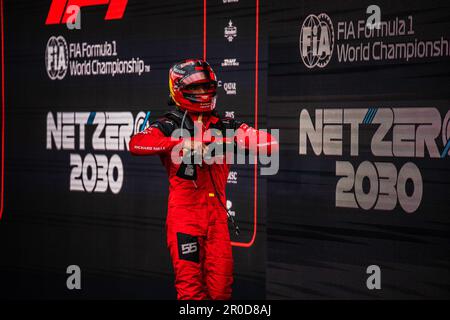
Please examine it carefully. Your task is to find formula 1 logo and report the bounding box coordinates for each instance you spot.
[300,13,334,68]
[46,0,128,25]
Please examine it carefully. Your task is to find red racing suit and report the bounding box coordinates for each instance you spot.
[129,109,277,300]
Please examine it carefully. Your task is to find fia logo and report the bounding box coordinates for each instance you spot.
[299,13,334,68]
[45,36,69,80]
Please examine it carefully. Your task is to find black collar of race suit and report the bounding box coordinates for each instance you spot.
[164,109,223,131]
[164,109,194,131]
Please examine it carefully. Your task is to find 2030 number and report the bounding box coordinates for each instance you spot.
[70,153,123,194]
[336,161,423,213]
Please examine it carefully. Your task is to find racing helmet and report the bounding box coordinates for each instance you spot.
[168,59,218,112]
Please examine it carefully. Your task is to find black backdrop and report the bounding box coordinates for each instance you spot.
[268,0,450,299]
[0,0,449,299]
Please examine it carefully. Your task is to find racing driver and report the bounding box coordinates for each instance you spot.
[129,59,278,300]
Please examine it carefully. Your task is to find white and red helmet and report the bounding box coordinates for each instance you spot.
[169,59,218,112]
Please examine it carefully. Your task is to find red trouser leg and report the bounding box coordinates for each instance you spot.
[166,206,208,300]
[166,203,233,300]
[204,207,233,300]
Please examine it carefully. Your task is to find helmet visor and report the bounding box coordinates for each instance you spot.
[179,72,217,90]
[184,82,216,94]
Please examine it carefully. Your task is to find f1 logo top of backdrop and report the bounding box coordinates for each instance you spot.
[46,0,128,25]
